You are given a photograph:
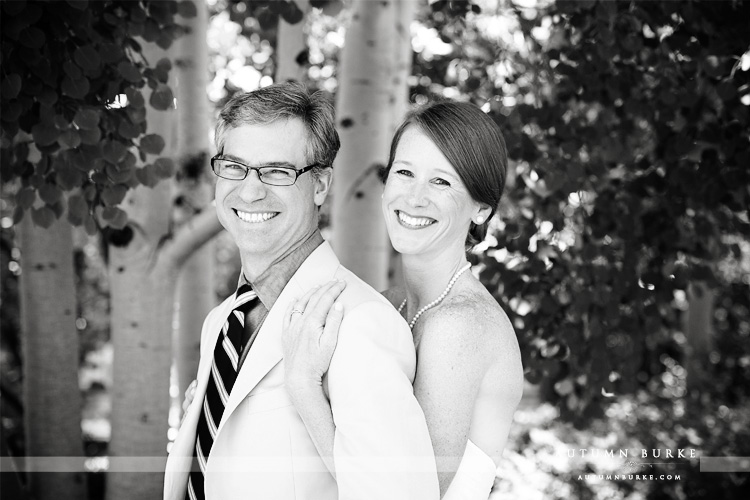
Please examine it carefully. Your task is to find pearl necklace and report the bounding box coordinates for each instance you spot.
[398,262,472,330]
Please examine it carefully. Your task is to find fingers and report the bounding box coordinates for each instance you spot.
[320,301,344,353]
[305,280,346,321]
[284,285,320,329]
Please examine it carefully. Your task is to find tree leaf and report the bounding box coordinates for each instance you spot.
[1,74,22,99]
[177,1,197,18]
[19,26,46,49]
[79,127,102,145]
[106,161,135,183]
[103,140,128,164]
[118,61,142,83]
[74,45,101,75]
[154,157,175,178]
[118,119,141,140]
[56,167,84,190]
[31,206,56,228]
[31,123,60,146]
[140,134,165,155]
[67,193,89,225]
[102,206,128,229]
[135,165,160,187]
[39,183,63,205]
[74,108,100,130]
[58,129,81,149]
[16,187,37,209]
[83,214,98,235]
[101,184,128,207]
[54,115,70,131]
[99,43,122,64]
[66,0,89,11]
[61,76,90,99]
[63,60,83,80]
[124,87,145,108]
[281,1,304,24]
[149,83,174,110]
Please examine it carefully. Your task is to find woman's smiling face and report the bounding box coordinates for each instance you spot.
[382,126,483,257]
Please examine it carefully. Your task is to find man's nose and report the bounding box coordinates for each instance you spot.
[237,169,268,201]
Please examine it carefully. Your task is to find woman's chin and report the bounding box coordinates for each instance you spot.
[389,236,427,256]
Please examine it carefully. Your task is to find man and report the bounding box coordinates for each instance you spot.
[164,83,438,500]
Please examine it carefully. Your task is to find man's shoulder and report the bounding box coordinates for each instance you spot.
[334,265,392,310]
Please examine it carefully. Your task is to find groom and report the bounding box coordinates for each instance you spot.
[163,82,438,500]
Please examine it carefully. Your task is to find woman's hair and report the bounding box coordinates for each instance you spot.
[384,100,508,247]
[215,82,340,177]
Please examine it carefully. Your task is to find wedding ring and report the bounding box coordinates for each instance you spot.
[291,308,304,316]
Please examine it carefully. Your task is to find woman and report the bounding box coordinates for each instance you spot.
[282,101,524,499]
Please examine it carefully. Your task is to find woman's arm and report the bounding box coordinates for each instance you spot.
[414,299,515,497]
[282,281,345,478]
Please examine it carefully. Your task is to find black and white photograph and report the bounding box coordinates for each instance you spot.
[1,1,748,499]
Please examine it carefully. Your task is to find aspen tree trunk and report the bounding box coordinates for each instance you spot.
[684,281,714,391]
[106,38,223,500]
[173,0,217,407]
[106,61,176,498]
[276,0,310,82]
[18,216,85,500]
[388,0,416,288]
[332,0,402,290]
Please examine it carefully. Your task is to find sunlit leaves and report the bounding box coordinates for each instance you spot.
[149,83,174,110]
[118,61,143,83]
[427,0,750,420]
[2,0,193,230]
[140,134,165,155]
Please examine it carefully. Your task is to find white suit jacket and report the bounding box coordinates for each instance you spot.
[164,242,438,500]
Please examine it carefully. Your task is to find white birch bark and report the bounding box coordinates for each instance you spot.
[106,37,222,500]
[332,0,401,290]
[18,216,85,500]
[276,0,310,82]
[173,0,217,408]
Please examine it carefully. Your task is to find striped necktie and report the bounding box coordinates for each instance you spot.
[186,284,257,500]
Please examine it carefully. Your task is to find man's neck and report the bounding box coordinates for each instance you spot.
[238,230,324,308]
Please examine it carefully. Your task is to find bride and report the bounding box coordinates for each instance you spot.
[282,100,524,498]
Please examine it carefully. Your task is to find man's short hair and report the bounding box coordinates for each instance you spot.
[215,82,340,177]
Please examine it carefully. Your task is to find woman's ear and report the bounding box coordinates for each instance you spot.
[473,204,492,225]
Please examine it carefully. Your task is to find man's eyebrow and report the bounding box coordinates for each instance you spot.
[217,154,296,168]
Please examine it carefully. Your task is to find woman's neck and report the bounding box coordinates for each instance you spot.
[399,246,469,316]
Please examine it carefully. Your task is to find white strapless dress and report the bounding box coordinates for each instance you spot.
[441,440,497,500]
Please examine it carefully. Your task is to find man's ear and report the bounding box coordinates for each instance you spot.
[313,167,333,207]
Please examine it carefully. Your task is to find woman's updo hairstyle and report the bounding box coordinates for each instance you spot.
[383,100,508,247]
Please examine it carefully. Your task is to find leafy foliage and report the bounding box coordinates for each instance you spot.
[1,0,195,232]
[411,0,750,418]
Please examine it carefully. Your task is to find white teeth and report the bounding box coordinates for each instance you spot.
[397,211,435,227]
[235,210,277,223]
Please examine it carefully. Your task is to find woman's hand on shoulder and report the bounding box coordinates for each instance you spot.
[282,280,347,394]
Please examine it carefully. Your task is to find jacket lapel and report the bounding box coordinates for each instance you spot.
[215,242,340,436]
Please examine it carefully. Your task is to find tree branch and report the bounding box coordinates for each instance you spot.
[162,204,223,270]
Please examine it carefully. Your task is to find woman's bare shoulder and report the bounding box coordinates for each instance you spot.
[419,284,518,366]
[380,286,405,309]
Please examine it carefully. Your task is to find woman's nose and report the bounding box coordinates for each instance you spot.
[407,182,429,207]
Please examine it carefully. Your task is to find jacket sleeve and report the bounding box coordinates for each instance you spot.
[327,301,439,500]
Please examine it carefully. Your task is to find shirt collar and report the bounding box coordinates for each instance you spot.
[238,230,324,309]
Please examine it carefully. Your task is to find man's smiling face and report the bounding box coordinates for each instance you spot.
[214,119,330,275]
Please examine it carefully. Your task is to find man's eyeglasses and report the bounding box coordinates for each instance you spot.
[211,156,320,186]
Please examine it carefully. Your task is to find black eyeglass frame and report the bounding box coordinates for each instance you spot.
[210,155,321,186]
